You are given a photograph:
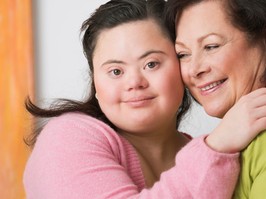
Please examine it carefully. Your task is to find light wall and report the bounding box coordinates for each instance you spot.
[33,0,220,137]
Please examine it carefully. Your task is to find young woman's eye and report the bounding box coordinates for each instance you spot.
[145,61,159,69]
[110,69,122,76]
[205,45,219,51]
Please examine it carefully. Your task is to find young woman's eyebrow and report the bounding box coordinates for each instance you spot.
[138,50,166,60]
[101,60,125,67]
[101,50,165,67]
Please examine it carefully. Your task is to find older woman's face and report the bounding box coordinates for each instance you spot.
[175,1,265,118]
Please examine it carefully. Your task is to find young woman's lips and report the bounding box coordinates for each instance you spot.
[124,96,155,107]
[198,79,226,95]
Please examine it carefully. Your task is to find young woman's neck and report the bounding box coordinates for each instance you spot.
[120,128,190,187]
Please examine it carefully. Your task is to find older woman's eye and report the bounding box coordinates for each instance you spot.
[177,53,189,59]
[205,44,219,51]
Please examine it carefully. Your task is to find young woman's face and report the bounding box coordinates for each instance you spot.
[93,19,183,134]
[175,1,265,118]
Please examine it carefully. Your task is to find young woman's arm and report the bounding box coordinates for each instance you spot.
[23,113,239,199]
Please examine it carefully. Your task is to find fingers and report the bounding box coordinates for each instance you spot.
[208,88,266,153]
[245,87,266,98]
[251,118,266,137]
[239,90,266,107]
[236,89,266,115]
[254,105,266,119]
[244,93,266,137]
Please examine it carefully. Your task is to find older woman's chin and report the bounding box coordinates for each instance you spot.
[203,106,227,119]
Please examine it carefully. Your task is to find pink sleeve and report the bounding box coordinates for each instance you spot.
[24,115,239,199]
[171,135,240,198]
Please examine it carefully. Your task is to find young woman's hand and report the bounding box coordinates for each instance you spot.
[205,88,266,153]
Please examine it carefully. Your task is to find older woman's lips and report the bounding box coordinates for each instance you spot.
[198,79,226,95]
[200,80,225,91]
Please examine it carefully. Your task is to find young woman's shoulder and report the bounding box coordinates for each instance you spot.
[41,112,118,141]
[46,112,112,131]
[29,112,125,160]
[24,113,139,198]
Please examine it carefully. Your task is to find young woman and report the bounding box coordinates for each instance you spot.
[165,0,266,198]
[24,0,266,198]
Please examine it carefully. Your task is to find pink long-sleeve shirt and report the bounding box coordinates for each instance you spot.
[24,113,239,198]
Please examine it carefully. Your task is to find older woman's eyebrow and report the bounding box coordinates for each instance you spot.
[197,33,221,42]
[175,32,221,47]
[176,33,222,46]
[175,40,186,47]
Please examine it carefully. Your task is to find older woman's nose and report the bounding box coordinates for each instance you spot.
[189,56,211,78]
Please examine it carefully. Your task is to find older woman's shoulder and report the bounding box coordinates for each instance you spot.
[242,130,266,173]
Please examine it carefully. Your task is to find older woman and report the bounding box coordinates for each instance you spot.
[165,0,266,198]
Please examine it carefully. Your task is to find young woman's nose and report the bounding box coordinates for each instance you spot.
[125,70,148,91]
